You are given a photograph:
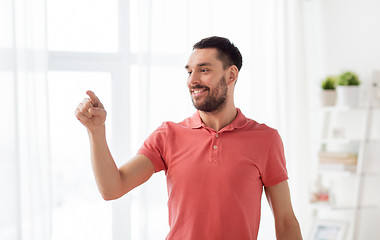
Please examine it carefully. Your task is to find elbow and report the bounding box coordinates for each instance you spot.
[276,217,303,240]
[98,179,130,201]
[102,195,118,201]
[101,193,121,201]
[100,189,129,201]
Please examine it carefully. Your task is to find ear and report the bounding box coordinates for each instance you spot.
[227,65,239,85]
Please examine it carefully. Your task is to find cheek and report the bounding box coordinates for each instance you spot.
[186,76,195,88]
[201,75,216,85]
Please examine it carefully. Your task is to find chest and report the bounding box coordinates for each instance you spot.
[163,130,269,192]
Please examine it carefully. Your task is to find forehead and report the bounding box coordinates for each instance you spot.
[186,48,223,68]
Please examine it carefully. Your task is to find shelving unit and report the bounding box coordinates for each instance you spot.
[310,77,380,239]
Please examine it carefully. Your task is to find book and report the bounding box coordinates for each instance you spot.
[318,152,357,165]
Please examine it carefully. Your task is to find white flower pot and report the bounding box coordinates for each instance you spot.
[320,90,337,106]
[336,85,360,107]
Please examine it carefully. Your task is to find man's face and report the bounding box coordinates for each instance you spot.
[185,48,229,112]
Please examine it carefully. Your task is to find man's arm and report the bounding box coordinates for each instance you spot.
[264,180,303,240]
[87,127,155,200]
[75,90,155,200]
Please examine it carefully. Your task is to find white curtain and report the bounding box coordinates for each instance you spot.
[1,0,310,239]
[1,0,51,240]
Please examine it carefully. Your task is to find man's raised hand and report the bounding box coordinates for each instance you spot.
[75,90,107,131]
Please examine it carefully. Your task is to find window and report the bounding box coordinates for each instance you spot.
[0,0,13,48]
[48,71,113,240]
[47,0,118,52]
[46,0,126,237]
[0,72,18,238]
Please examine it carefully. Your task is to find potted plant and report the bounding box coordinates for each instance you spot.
[336,71,361,107]
[321,76,337,106]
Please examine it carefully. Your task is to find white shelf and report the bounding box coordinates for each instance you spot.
[316,169,379,177]
[321,106,366,112]
[312,80,380,240]
[320,138,362,144]
[310,202,378,211]
[320,106,380,112]
[317,168,357,176]
[316,138,380,144]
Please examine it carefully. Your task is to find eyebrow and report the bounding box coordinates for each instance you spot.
[185,62,213,69]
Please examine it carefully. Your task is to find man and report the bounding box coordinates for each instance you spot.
[75,36,302,239]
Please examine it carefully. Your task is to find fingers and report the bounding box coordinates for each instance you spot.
[75,91,107,128]
[89,107,107,118]
[86,90,101,108]
[78,98,93,118]
[75,108,91,125]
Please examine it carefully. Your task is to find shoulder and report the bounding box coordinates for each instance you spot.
[237,117,283,147]
[156,116,194,132]
[243,118,279,135]
[236,109,278,135]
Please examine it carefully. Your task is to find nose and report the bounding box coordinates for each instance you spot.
[187,71,200,87]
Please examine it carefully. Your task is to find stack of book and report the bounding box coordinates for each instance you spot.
[318,152,358,172]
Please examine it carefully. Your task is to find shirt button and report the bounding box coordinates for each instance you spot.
[215,134,219,138]
[213,145,218,150]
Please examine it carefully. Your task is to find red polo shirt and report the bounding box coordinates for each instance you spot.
[138,109,288,240]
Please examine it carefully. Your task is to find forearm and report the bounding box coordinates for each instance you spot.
[275,217,303,240]
[87,126,124,200]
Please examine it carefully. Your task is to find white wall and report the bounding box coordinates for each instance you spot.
[303,0,380,239]
[321,0,380,81]
[305,0,380,87]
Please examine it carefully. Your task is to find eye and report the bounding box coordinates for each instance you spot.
[187,71,192,76]
[200,69,208,73]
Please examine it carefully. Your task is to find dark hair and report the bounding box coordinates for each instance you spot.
[193,36,243,71]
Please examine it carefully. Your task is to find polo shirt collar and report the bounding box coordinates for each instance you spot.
[189,108,249,131]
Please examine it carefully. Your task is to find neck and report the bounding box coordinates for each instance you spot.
[199,102,237,132]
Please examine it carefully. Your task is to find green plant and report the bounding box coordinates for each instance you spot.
[321,76,337,90]
[337,71,360,86]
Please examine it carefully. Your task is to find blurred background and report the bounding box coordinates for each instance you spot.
[1,0,380,239]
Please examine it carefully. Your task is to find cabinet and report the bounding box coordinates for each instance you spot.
[309,78,380,239]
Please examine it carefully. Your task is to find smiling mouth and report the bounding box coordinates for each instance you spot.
[191,88,208,97]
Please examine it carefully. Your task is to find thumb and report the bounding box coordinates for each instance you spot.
[86,90,101,107]
[89,107,106,117]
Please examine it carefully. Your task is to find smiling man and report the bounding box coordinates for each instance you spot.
[75,36,302,240]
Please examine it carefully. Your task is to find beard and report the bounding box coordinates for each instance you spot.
[190,75,228,112]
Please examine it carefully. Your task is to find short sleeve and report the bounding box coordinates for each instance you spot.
[261,130,288,187]
[137,123,168,173]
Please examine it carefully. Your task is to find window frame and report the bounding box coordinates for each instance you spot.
[46,0,184,239]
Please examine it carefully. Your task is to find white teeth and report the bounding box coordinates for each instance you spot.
[193,89,205,94]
